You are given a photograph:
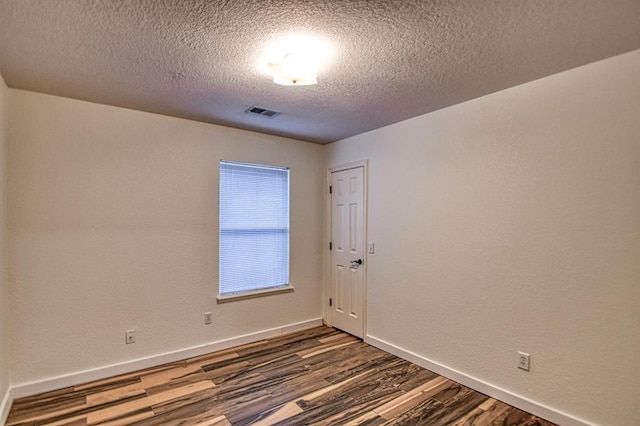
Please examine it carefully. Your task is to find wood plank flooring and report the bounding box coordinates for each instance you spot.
[6,326,557,426]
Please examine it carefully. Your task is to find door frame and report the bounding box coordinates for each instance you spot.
[324,160,369,340]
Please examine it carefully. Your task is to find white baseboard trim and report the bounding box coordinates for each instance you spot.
[11,318,323,399]
[367,335,593,426]
[0,387,12,426]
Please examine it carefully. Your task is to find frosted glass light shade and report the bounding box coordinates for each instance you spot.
[268,53,318,86]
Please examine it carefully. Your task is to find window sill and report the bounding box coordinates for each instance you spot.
[217,285,294,303]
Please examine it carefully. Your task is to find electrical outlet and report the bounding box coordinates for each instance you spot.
[518,352,530,371]
[125,329,135,344]
[204,312,213,325]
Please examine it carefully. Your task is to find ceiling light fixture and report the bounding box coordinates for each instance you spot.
[268,53,317,86]
[260,34,332,86]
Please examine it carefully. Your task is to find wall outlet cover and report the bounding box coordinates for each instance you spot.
[518,352,530,371]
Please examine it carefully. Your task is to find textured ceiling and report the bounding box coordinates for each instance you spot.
[0,1,639,144]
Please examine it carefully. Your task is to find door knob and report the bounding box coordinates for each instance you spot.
[351,259,363,265]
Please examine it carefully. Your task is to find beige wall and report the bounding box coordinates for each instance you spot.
[8,91,325,386]
[327,49,640,426]
[0,73,10,419]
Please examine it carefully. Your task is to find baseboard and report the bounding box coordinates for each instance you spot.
[367,335,593,426]
[0,387,12,426]
[11,318,323,399]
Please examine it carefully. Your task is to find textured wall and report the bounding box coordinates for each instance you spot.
[0,73,10,417]
[8,91,324,385]
[327,50,640,426]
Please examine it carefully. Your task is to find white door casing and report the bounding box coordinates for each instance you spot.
[330,166,366,338]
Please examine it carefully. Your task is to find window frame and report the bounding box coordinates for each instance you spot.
[216,160,293,303]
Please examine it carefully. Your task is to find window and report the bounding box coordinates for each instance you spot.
[219,161,290,299]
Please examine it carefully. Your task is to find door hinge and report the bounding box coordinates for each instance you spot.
[329,185,332,194]
[329,298,332,307]
[329,242,333,250]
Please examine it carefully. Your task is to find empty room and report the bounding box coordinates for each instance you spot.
[0,1,638,425]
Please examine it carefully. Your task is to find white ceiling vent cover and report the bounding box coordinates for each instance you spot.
[246,106,281,118]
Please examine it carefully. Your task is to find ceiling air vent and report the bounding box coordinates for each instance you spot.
[246,106,281,118]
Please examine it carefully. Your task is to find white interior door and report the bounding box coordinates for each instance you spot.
[330,166,365,338]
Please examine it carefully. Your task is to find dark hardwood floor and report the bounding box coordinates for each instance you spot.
[6,326,557,425]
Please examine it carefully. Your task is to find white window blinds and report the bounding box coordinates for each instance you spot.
[219,161,290,295]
